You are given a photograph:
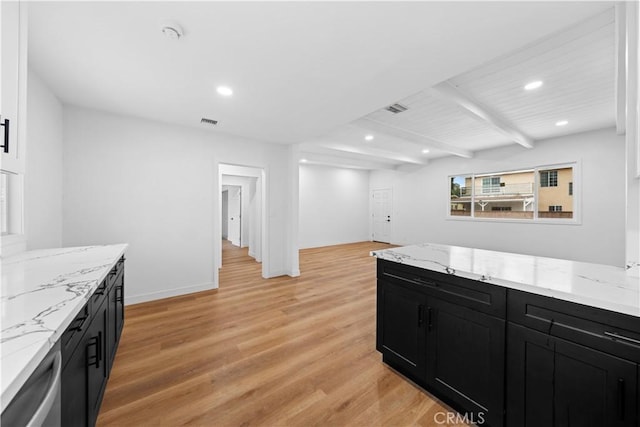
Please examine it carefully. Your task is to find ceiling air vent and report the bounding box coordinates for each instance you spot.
[385,103,408,114]
[201,118,218,126]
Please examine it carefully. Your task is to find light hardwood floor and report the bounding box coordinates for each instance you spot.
[97,241,465,426]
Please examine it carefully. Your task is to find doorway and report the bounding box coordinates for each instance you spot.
[372,188,392,243]
[216,164,267,286]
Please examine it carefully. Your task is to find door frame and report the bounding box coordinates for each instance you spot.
[214,163,268,287]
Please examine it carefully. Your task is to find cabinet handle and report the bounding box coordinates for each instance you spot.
[69,314,89,332]
[0,118,9,153]
[413,277,437,287]
[95,283,106,296]
[115,286,123,302]
[427,307,433,332]
[418,305,424,327]
[87,336,99,367]
[604,331,640,346]
[97,331,102,368]
[617,378,625,420]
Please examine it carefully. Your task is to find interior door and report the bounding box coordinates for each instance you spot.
[227,186,241,247]
[372,189,392,243]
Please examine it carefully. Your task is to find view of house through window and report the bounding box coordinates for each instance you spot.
[538,167,574,219]
[450,175,471,217]
[449,165,575,221]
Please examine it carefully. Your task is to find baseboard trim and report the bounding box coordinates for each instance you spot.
[266,269,300,278]
[126,281,217,305]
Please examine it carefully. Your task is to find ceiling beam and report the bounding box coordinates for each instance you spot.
[298,151,397,170]
[615,2,627,135]
[431,81,534,149]
[353,118,474,158]
[300,142,428,165]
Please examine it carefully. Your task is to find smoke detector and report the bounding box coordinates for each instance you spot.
[160,21,184,40]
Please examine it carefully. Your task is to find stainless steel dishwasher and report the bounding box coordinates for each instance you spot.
[1,341,62,427]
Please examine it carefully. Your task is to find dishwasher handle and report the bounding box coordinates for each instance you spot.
[26,350,62,427]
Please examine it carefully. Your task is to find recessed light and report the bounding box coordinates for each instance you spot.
[422,149,430,154]
[300,158,308,163]
[524,80,543,91]
[216,86,233,97]
[555,120,568,126]
[364,135,374,141]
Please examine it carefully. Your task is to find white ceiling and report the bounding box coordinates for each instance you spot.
[28,0,613,159]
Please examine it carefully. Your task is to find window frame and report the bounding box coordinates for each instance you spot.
[447,162,580,225]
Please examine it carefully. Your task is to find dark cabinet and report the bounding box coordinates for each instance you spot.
[507,322,638,427]
[107,282,118,368]
[376,260,506,426]
[87,298,108,427]
[61,257,125,427]
[376,258,640,427]
[114,268,125,345]
[62,287,108,427]
[426,297,505,427]
[61,325,89,427]
[377,278,428,381]
[106,266,124,370]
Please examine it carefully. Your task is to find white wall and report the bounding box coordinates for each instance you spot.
[299,164,370,249]
[25,69,63,250]
[62,106,293,304]
[371,128,626,266]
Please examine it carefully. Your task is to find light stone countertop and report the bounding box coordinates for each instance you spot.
[372,243,640,318]
[1,244,128,409]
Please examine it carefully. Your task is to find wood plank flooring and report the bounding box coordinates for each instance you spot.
[97,241,466,426]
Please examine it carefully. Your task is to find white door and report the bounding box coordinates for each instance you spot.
[372,189,392,243]
[221,190,229,239]
[227,186,242,247]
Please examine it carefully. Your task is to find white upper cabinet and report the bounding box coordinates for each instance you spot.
[1,0,28,173]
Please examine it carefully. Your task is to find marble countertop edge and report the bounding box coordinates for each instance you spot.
[371,243,640,318]
[1,244,128,409]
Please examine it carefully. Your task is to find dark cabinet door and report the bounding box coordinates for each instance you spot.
[61,336,89,427]
[115,272,124,340]
[106,283,118,373]
[426,297,505,427]
[86,300,108,427]
[507,323,638,427]
[377,279,428,382]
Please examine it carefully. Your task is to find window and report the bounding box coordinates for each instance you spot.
[481,177,501,194]
[539,170,558,187]
[1,172,7,235]
[448,163,576,222]
[450,175,471,217]
[0,170,23,236]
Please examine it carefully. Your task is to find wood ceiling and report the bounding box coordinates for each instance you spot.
[300,7,617,170]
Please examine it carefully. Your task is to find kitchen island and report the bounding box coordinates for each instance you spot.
[373,243,640,427]
[1,244,127,424]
